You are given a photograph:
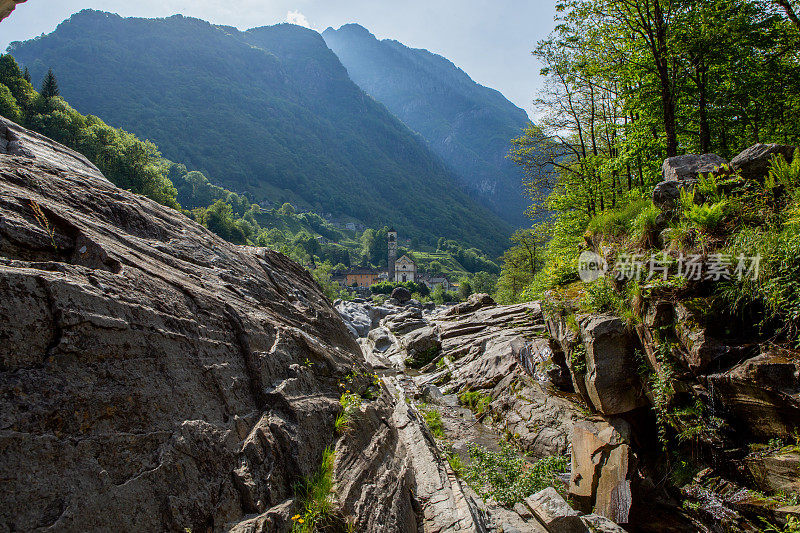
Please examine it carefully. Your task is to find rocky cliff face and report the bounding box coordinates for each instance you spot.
[0,116,363,531]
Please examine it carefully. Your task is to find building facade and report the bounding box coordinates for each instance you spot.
[345,268,382,287]
[421,275,451,291]
[394,255,416,283]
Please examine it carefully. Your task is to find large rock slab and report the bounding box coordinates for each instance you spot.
[334,379,488,532]
[570,420,636,525]
[662,153,726,183]
[707,351,800,439]
[400,325,441,368]
[335,300,394,338]
[578,314,646,415]
[746,450,800,495]
[443,293,496,316]
[581,513,627,532]
[673,302,743,373]
[730,143,795,180]
[525,487,586,533]
[430,302,580,457]
[652,180,681,210]
[383,307,427,335]
[0,119,362,531]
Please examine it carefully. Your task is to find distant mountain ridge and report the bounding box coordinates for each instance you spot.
[322,23,532,227]
[8,10,512,254]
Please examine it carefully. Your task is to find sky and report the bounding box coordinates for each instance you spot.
[0,1,558,118]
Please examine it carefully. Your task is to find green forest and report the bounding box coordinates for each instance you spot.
[0,53,499,301]
[488,4,800,527]
[7,10,513,255]
[496,0,800,321]
[322,23,532,227]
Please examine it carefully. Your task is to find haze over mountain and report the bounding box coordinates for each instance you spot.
[8,10,514,254]
[323,23,532,227]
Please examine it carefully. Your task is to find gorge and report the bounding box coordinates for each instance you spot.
[2,114,799,532]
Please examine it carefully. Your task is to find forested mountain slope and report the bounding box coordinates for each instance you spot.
[323,23,532,227]
[8,10,512,253]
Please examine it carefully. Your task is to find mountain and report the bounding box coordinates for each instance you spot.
[322,24,532,227]
[8,10,512,254]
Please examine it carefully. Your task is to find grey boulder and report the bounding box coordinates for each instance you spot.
[391,286,412,303]
[731,143,795,179]
[652,180,681,210]
[662,153,726,183]
[525,487,587,533]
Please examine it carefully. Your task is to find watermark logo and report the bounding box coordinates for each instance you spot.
[578,252,761,283]
[578,251,608,282]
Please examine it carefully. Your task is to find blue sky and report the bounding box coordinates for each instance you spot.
[0,0,558,117]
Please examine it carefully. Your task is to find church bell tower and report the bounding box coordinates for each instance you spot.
[388,228,397,281]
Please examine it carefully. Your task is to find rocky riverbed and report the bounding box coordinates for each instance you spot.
[335,295,628,532]
[1,117,798,532]
[335,282,800,532]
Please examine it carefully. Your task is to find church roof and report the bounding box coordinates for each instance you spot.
[396,254,415,265]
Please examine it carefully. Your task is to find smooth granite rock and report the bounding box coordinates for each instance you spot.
[0,116,363,532]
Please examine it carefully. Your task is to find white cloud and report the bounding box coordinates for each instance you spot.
[285,10,311,29]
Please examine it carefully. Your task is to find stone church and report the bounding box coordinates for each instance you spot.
[394,255,417,283]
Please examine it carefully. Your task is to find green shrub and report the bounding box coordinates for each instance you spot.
[766,149,800,196]
[684,200,728,232]
[679,187,696,211]
[719,225,800,337]
[697,170,739,203]
[370,280,429,297]
[335,392,362,434]
[431,284,459,304]
[582,277,620,314]
[405,346,440,369]
[570,343,587,375]
[761,516,800,533]
[292,446,337,532]
[631,202,660,248]
[463,443,568,507]
[0,83,22,122]
[444,445,465,476]
[458,390,492,417]
[420,406,445,439]
[587,199,650,238]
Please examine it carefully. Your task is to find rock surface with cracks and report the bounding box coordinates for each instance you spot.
[0,116,362,532]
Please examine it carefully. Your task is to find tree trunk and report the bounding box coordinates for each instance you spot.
[654,1,679,157]
[698,67,711,153]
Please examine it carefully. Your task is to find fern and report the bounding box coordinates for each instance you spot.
[766,149,800,196]
[697,172,722,202]
[685,201,728,232]
[679,187,696,211]
[697,169,739,203]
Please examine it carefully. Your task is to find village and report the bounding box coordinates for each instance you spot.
[330,229,454,293]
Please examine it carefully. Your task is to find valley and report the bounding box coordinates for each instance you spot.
[1,1,800,532]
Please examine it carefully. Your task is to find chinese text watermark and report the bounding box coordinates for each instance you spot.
[578,251,760,283]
